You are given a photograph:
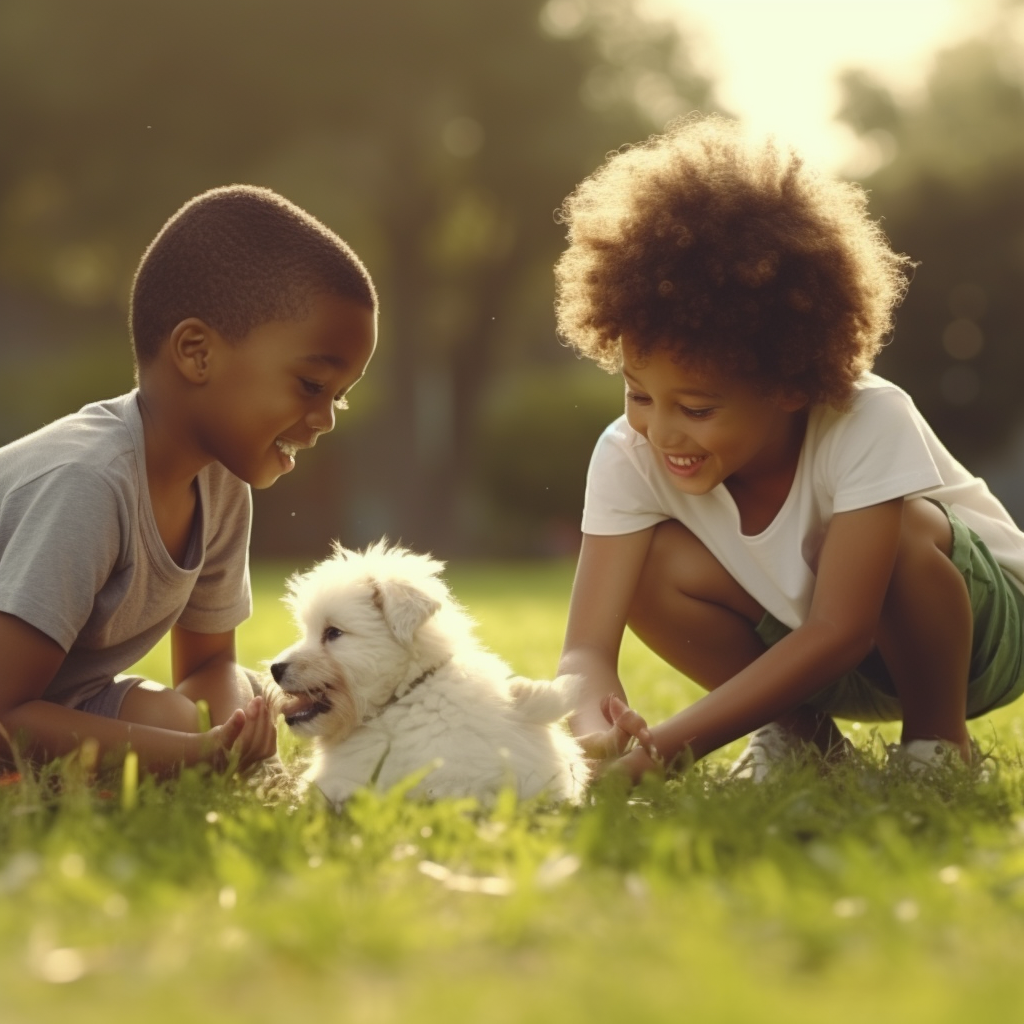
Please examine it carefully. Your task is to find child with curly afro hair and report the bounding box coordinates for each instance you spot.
[555,115,1024,782]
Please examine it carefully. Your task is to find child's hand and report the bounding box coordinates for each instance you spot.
[200,696,277,773]
[607,742,665,784]
[578,695,656,763]
[602,693,662,763]
[231,695,278,772]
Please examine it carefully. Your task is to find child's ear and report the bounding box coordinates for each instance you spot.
[168,318,216,384]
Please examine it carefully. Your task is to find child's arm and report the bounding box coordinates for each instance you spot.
[171,625,260,719]
[617,498,904,777]
[558,528,658,759]
[0,612,266,775]
[171,623,277,767]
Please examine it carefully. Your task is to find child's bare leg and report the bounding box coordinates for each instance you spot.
[175,667,259,724]
[175,670,278,770]
[627,521,764,684]
[119,681,272,773]
[119,681,200,731]
[875,499,972,760]
[627,520,842,752]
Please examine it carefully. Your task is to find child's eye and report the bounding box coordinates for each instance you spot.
[300,378,325,397]
[682,406,714,419]
[625,390,651,405]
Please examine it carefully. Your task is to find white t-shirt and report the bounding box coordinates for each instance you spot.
[582,374,1024,629]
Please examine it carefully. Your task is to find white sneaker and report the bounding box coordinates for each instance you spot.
[889,738,959,773]
[887,737,994,780]
[728,722,812,783]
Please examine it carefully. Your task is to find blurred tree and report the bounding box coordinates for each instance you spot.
[0,0,713,556]
[837,7,1024,470]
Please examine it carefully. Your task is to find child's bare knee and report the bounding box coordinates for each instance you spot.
[885,505,969,628]
[633,521,701,603]
[649,519,697,556]
[900,499,954,559]
[635,519,760,622]
[644,519,714,580]
[119,683,200,732]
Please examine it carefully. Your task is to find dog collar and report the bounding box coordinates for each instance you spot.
[361,655,454,724]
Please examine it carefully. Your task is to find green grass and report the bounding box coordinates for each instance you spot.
[3,560,1024,1023]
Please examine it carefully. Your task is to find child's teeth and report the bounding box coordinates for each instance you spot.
[276,439,297,457]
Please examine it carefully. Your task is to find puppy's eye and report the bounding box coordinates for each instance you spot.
[321,626,344,643]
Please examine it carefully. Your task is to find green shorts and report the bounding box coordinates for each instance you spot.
[756,503,1024,722]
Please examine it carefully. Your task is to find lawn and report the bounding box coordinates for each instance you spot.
[3,559,1024,1024]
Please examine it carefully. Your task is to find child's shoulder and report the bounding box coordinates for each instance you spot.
[813,373,921,437]
[840,372,913,407]
[595,414,639,450]
[849,372,911,401]
[588,414,644,473]
[806,373,945,501]
[0,393,141,500]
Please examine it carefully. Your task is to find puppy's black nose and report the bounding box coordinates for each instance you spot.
[270,661,286,683]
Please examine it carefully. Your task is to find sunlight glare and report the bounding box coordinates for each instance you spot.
[645,0,994,173]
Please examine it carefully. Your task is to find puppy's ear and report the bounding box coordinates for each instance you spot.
[373,579,441,646]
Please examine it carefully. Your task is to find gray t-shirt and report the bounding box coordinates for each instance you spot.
[0,391,252,707]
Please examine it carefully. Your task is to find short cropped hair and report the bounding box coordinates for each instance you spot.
[130,185,377,365]
[554,116,913,408]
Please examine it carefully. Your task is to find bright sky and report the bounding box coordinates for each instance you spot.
[648,0,997,174]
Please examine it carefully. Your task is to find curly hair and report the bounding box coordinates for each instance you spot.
[554,116,913,408]
[130,185,377,366]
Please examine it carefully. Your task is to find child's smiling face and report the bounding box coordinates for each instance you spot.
[197,293,377,489]
[620,338,807,498]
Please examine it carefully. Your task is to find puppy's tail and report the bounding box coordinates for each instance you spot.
[507,674,580,724]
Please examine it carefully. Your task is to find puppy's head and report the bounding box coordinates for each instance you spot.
[268,540,460,741]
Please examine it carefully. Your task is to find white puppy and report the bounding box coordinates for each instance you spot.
[268,541,590,807]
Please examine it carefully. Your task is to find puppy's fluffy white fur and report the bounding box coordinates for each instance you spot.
[268,541,590,806]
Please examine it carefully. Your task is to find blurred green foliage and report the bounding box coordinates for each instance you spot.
[838,6,1024,478]
[5,1,1024,557]
[473,366,622,554]
[0,0,711,557]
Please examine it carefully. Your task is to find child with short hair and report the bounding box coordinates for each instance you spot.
[555,116,1024,781]
[0,185,377,775]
